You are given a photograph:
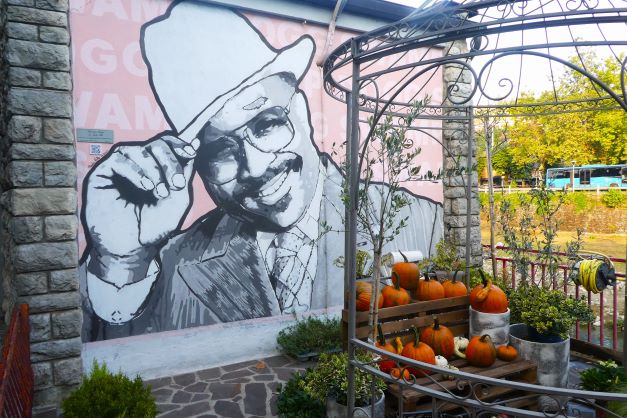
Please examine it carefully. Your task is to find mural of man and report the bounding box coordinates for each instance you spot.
[80,1,443,341]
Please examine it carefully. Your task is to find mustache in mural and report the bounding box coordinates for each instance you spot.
[234,154,303,203]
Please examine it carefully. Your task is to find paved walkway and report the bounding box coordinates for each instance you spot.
[146,355,315,418]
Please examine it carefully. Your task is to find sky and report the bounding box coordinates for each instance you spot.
[382,0,627,98]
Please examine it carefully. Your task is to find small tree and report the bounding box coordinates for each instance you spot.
[334,98,432,341]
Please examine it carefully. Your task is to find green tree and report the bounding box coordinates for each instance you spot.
[499,52,626,174]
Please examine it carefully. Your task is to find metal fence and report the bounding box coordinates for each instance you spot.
[353,339,627,418]
[483,245,626,352]
[0,304,33,418]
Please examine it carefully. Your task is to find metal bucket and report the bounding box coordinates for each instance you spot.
[509,323,570,388]
[469,306,510,345]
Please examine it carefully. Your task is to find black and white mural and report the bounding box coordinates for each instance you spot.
[79,0,443,342]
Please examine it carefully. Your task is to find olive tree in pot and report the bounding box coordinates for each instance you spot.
[332,98,434,342]
[302,351,386,418]
[508,284,594,387]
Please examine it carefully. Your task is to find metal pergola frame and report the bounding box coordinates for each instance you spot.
[323,0,627,416]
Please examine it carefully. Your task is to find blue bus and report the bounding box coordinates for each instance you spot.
[546,164,627,189]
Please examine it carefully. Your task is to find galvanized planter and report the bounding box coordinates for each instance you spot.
[325,392,385,418]
[509,323,570,388]
[469,306,510,345]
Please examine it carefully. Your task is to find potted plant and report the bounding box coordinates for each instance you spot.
[276,316,342,361]
[578,360,627,417]
[508,284,594,387]
[431,237,465,281]
[302,351,386,418]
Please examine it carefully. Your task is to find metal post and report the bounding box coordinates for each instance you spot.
[465,107,474,285]
[484,116,497,279]
[346,38,361,418]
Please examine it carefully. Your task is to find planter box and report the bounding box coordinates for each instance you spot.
[469,306,510,345]
[342,295,470,342]
[509,323,570,388]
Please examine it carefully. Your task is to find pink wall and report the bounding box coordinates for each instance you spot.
[70,0,443,253]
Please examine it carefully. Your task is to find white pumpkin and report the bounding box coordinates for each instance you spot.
[435,355,448,367]
[444,365,459,381]
[453,336,469,358]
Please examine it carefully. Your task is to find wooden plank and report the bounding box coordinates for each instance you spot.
[379,309,468,335]
[411,385,519,413]
[342,295,470,323]
[388,358,537,403]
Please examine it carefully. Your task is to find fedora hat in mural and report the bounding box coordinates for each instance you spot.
[141,1,315,142]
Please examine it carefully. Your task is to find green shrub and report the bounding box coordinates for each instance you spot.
[579,360,627,392]
[608,381,627,415]
[276,370,325,418]
[602,189,625,208]
[507,285,594,339]
[564,192,590,213]
[302,351,386,407]
[277,316,341,358]
[62,361,157,418]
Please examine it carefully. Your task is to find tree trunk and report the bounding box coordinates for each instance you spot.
[485,119,498,279]
[368,251,383,342]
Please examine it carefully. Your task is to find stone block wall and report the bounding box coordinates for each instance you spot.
[442,40,482,266]
[0,0,80,415]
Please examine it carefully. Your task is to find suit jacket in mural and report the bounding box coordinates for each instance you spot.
[80,157,443,341]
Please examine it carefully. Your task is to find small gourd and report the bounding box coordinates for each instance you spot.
[444,364,459,380]
[435,355,448,368]
[453,336,469,359]
[496,344,518,362]
[390,367,411,380]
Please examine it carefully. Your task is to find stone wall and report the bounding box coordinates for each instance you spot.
[442,39,482,266]
[0,0,80,416]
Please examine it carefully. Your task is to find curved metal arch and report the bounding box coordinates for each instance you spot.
[323,0,627,116]
[328,1,627,415]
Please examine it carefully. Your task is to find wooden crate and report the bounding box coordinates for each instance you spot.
[385,357,538,416]
[342,295,470,342]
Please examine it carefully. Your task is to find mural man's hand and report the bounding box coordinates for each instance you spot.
[84,135,197,283]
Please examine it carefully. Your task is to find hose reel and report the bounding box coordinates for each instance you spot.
[570,253,616,294]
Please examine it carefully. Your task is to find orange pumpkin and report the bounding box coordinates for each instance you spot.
[469,271,508,314]
[465,334,497,367]
[420,316,455,359]
[496,344,518,362]
[356,281,383,312]
[442,271,468,298]
[391,251,420,290]
[382,274,411,307]
[375,323,397,373]
[401,326,436,376]
[417,273,445,301]
[390,367,411,380]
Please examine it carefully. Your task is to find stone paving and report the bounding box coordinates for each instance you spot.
[146,355,315,418]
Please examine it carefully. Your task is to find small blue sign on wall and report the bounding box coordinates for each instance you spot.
[77,128,114,143]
